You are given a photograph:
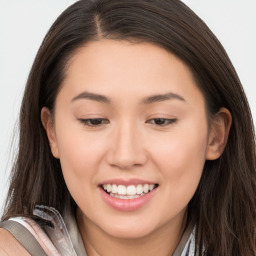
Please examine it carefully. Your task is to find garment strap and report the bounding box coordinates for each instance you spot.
[172,223,194,256]
[0,220,47,256]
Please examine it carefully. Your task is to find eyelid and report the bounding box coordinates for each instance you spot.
[77,117,177,127]
[146,118,177,126]
[78,118,109,127]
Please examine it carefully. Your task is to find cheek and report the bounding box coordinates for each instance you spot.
[56,132,107,212]
[151,121,208,200]
[55,116,104,169]
[54,121,106,199]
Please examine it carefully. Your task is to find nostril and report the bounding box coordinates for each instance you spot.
[106,144,148,169]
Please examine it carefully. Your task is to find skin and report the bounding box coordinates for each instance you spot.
[41,39,232,256]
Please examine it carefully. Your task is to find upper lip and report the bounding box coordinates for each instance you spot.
[99,178,158,186]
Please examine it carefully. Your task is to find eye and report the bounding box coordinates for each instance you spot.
[146,118,177,126]
[78,118,109,127]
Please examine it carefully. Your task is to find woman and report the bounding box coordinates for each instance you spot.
[0,0,255,255]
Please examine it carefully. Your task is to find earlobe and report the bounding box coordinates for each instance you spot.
[206,107,232,160]
[41,107,60,159]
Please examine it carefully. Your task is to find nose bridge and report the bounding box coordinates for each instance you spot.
[107,118,147,168]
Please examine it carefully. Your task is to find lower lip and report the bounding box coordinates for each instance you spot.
[100,187,157,212]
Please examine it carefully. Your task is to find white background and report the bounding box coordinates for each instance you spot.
[0,0,255,215]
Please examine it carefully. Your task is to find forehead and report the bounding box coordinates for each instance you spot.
[59,39,205,107]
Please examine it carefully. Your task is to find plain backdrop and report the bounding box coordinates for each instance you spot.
[0,0,255,215]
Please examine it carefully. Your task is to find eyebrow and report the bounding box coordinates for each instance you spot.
[71,91,185,104]
[141,92,186,104]
[71,92,111,104]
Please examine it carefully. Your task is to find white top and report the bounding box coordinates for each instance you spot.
[9,205,196,256]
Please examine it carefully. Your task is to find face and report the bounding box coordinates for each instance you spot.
[43,39,219,240]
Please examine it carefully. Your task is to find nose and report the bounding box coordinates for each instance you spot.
[106,121,148,170]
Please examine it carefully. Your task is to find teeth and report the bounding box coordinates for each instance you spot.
[127,185,136,195]
[107,184,112,193]
[143,184,149,193]
[149,184,155,191]
[102,183,156,197]
[110,193,143,199]
[136,184,143,194]
[117,185,126,195]
[112,184,118,193]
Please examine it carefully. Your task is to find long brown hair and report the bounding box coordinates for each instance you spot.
[2,0,256,255]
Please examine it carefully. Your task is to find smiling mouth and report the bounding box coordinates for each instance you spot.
[100,183,159,200]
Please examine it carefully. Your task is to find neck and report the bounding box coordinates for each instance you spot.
[76,209,188,256]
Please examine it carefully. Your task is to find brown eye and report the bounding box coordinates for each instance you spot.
[147,118,177,126]
[79,118,109,127]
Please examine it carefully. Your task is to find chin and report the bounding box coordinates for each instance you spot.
[99,218,159,240]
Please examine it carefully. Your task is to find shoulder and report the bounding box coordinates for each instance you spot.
[0,228,30,256]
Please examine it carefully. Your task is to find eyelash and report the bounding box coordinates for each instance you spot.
[146,118,177,126]
[79,118,109,127]
[78,118,177,127]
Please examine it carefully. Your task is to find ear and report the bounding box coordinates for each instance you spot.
[41,107,60,159]
[206,107,232,160]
